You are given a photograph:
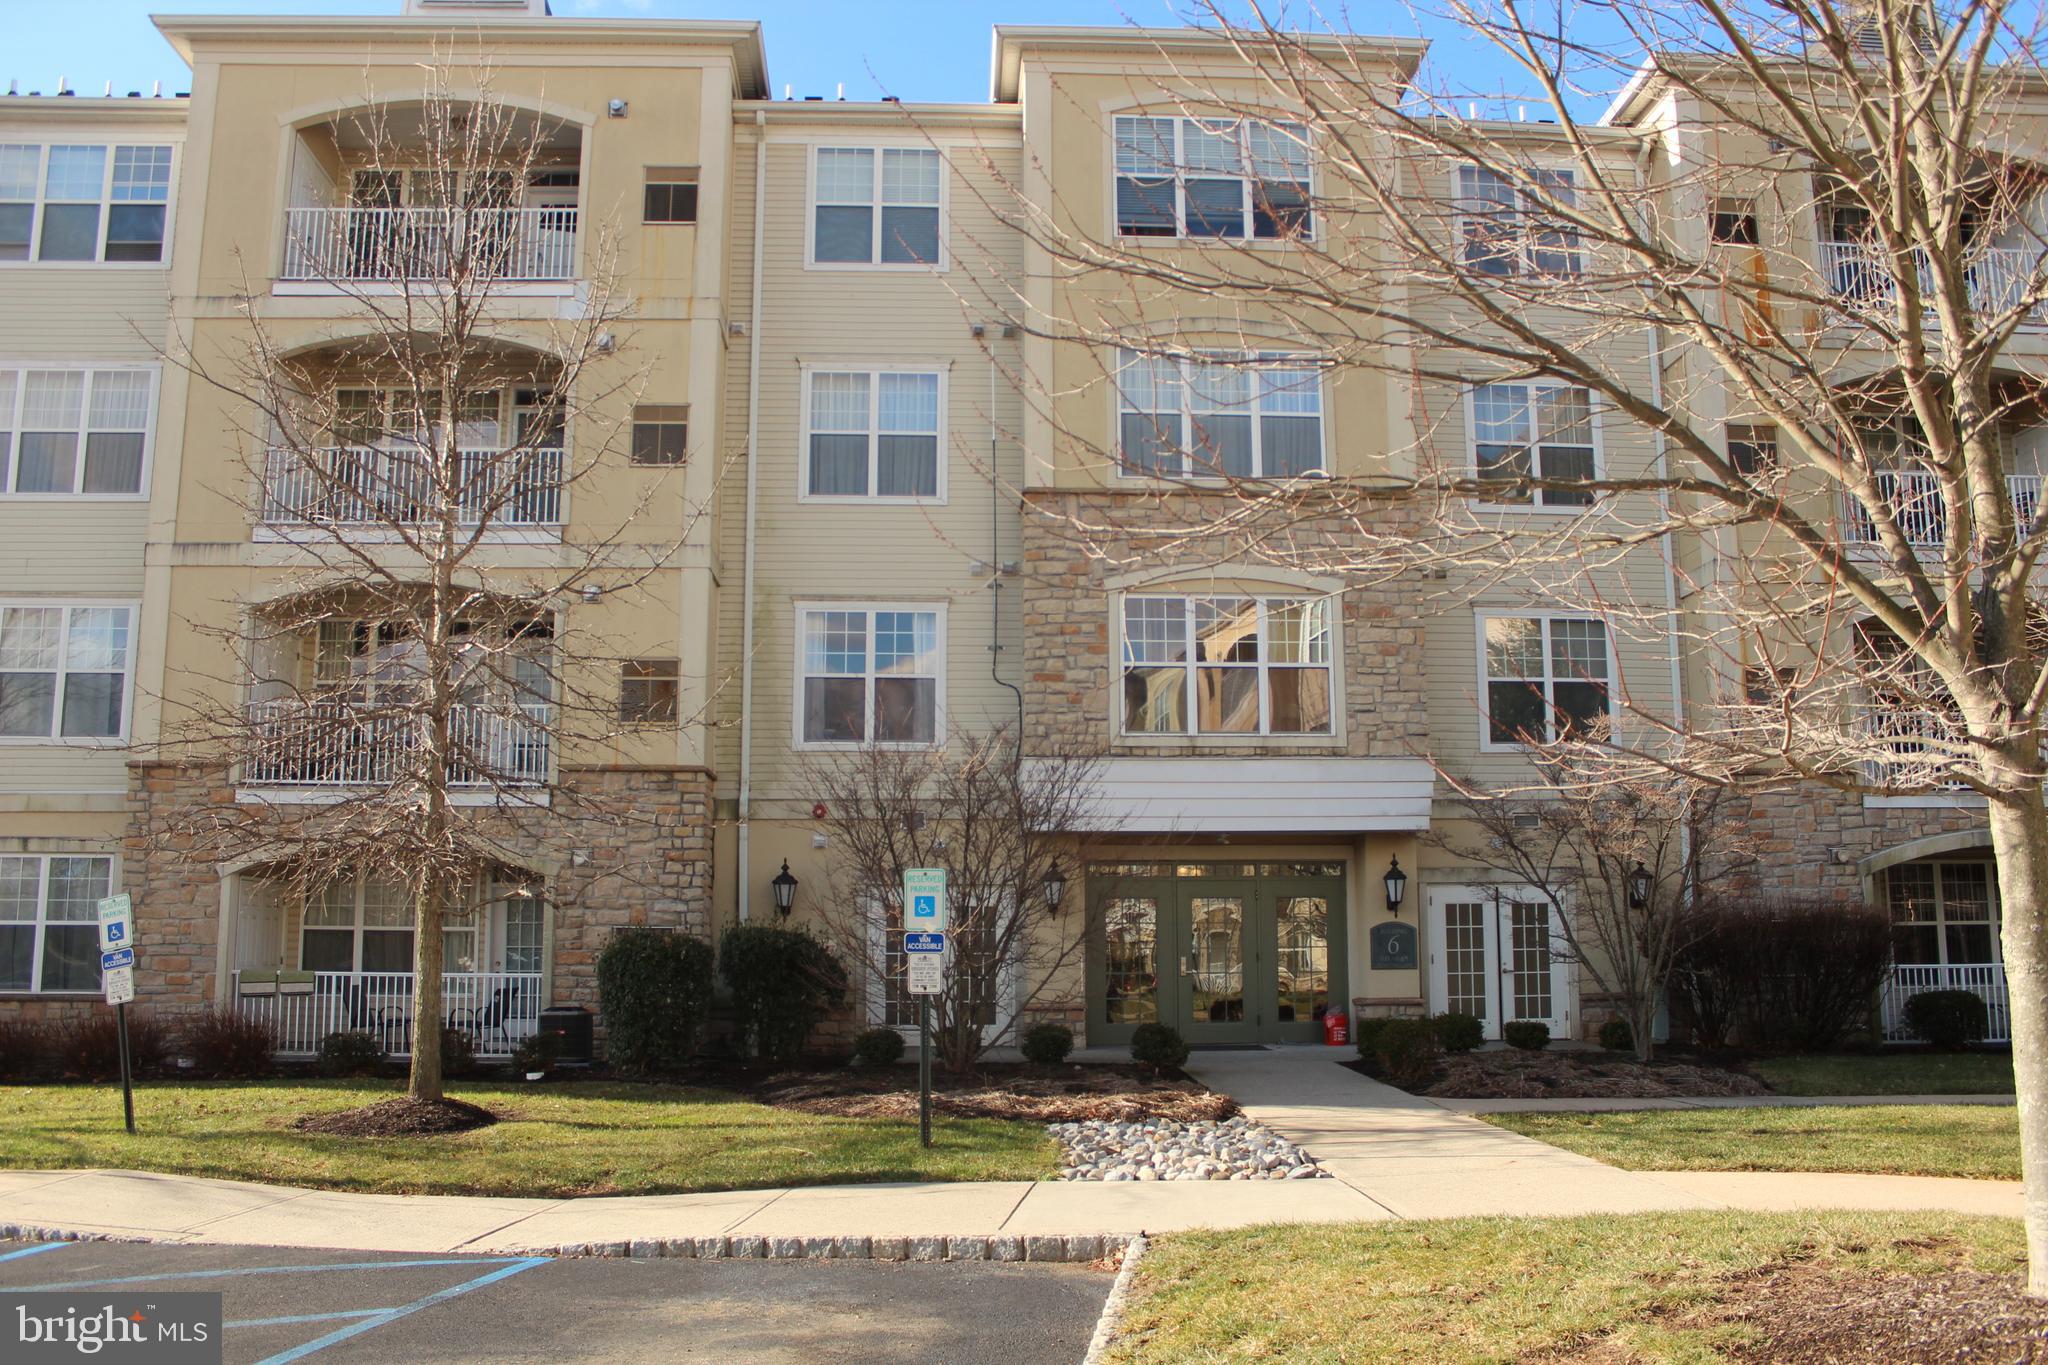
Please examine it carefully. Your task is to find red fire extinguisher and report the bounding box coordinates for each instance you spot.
[1323,1007,1350,1047]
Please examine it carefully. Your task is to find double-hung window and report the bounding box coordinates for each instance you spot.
[1888,862,1998,965]
[804,370,942,498]
[812,147,942,266]
[0,603,132,739]
[1469,382,1596,508]
[1481,614,1612,745]
[0,143,172,264]
[1456,165,1579,277]
[301,875,477,974]
[0,368,153,496]
[0,854,110,993]
[1121,595,1333,736]
[1115,350,1323,479]
[798,605,942,745]
[1113,116,1312,240]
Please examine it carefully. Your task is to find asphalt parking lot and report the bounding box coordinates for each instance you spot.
[0,1239,1114,1364]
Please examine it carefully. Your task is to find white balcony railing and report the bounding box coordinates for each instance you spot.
[1864,707,1971,790]
[243,699,552,788]
[1820,240,2043,319]
[232,969,544,1058]
[1843,471,2043,548]
[1881,962,2010,1043]
[282,205,579,282]
[261,445,564,529]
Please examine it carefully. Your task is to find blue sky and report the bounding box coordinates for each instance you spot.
[12,1,1622,108]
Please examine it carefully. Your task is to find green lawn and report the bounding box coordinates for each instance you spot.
[0,1080,1058,1197]
[1106,1211,2023,1364]
[1485,1104,2019,1180]
[1753,1050,2014,1095]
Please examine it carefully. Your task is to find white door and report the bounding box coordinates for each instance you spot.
[1427,886,1572,1040]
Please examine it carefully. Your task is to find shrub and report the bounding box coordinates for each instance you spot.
[1373,1018,1442,1090]
[54,1011,171,1081]
[1673,898,1892,1050]
[1503,1020,1551,1051]
[1904,989,1989,1050]
[1430,1011,1485,1054]
[718,925,849,1068]
[597,928,715,1075]
[511,1029,562,1077]
[1598,1017,1635,1053]
[439,1027,478,1078]
[1353,1016,1392,1065]
[1020,1022,1075,1066]
[181,1009,276,1080]
[316,1030,384,1078]
[1130,1022,1190,1073]
[0,1019,49,1083]
[852,1028,906,1067]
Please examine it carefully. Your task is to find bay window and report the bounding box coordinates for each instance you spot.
[1481,614,1612,745]
[0,854,109,993]
[1116,350,1324,479]
[1113,116,1312,240]
[1120,595,1334,736]
[798,604,942,745]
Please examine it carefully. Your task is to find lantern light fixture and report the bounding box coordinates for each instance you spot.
[770,860,799,919]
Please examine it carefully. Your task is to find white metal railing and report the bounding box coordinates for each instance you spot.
[1881,962,2010,1043]
[232,969,543,1058]
[1864,707,1971,790]
[282,205,579,282]
[1843,472,2043,548]
[242,699,552,788]
[261,445,563,529]
[1820,240,2043,318]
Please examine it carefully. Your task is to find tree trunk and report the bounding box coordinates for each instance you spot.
[409,876,446,1103]
[1988,784,2048,1295]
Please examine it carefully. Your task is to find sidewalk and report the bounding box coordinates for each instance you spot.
[1431,1093,2017,1114]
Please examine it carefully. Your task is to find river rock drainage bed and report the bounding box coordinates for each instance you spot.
[1051,1115,1330,1181]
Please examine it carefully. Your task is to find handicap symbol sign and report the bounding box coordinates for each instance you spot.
[910,894,938,921]
[104,920,126,945]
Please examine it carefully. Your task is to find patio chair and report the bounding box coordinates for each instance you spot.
[449,982,522,1049]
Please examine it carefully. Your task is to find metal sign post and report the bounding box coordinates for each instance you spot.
[97,894,136,1134]
[903,870,947,1149]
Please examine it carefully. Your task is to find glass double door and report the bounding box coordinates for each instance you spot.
[1094,867,1346,1045]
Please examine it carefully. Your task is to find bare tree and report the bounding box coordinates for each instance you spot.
[801,729,1108,1072]
[152,64,709,1106]
[962,0,2048,1286]
[1440,743,1753,1060]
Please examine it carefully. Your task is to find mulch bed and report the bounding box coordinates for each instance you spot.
[1711,1260,2048,1362]
[294,1097,499,1137]
[1386,1048,1771,1099]
[744,1063,1235,1123]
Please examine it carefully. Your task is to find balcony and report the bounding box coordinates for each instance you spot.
[281,205,578,284]
[1843,471,2043,548]
[260,445,564,532]
[1819,240,2043,320]
[231,969,543,1058]
[242,699,552,790]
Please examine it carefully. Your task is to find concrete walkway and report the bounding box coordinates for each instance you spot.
[0,1054,2023,1254]
[1432,1092,2016,1114]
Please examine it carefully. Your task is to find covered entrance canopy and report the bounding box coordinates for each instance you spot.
[1087,860,1347,1045]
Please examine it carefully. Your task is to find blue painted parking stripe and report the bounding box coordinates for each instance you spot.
[254,1256,550,1364]
[28,1255,530,1291]
[0,1243,71,1265]
[226,1309,387,1330]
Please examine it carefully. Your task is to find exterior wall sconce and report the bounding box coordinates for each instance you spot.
[771,860,799,919]
[1627,861,1652,911]
[1041,864,1069,912]
[1383,855,1408,918]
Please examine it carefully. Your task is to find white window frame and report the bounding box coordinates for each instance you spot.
[1114,591,1340,741]
[1113,350,1328,482]
[1453,162,1582,279]
[1110,114,1315,244]
[1886,861,2001,968]
[0,600,138,745]
[0,141,178,268]
[1463,381,1602,513]
[791,601,947,750]
[0,364,157,500]
[797,365,948,503]
[299,871,486,975]
[805,144,949,271]
[0,852,116,995]
[1474,610,1618,752]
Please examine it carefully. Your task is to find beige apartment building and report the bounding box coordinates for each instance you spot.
[0,0,2025,1058]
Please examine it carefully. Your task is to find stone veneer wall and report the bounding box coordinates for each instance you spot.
[1019,490,1432,758]
[1724,786,1993,896]
[98,760,716,1025]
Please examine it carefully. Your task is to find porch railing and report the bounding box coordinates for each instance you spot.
[232,969,544,1059]
[242,699,552,788]
[261,445,564,529]
[282,205,579,282]
[1881,962,2010,1043]
[1820,239,2043,319]
[1843,471,2043,548]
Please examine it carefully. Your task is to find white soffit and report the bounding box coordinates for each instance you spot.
[1042,756,1435,833]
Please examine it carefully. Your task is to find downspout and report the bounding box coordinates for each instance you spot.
[737,109,767,922]
[987,336,1024,759]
